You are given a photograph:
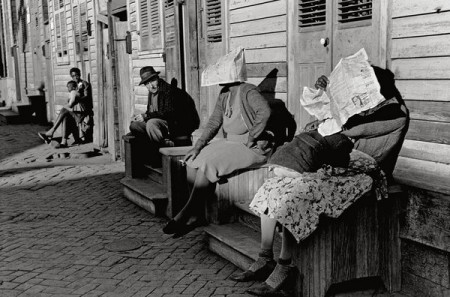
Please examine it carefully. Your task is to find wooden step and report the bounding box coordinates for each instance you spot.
[120,177,167,216]
[0,109,22,125]
[234,202,261,232]
[204,223,281,271]
[143,164,163,185]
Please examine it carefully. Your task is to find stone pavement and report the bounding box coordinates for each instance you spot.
[0,124,407,297]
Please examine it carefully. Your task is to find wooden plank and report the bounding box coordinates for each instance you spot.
[230,0,286,23]
[401,239,449,286]
[406,120,450,145]
[247,77,287,93]
[393,156,450,195]
[246,62,287,77]
[245,47,286,63]
[399,139,450,164]
[401,188,450,253]
[391,35,450,58]
[229,0,277,11]
[402,270,450,297]
[230,15,286,37]
[396,80,450,102]
[392,0,450,18]
[406,100,450,122]
[392,57,450,79]
[230,32,286,50]
[392,12,450,38]
[132,57,165,68]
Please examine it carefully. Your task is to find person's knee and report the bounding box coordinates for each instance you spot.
[129,121,141,132]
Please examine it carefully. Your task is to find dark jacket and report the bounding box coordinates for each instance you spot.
[144,78,199,137]
[194,83,271,150]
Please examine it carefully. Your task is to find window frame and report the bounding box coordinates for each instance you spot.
[54,0,69,65]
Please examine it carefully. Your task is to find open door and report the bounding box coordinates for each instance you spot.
[164,0,184,89]
[288,0,387,131]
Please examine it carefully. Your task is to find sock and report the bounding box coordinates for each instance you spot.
[265,258,291,289]
[248,249,274,272]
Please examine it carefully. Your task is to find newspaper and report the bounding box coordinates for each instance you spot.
[201,47,247,87]
[301,48,385,136]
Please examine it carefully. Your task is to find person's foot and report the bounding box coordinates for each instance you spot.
[162,219,184,234]
[72,139,84,146]
[54,142,68,149]
[172,218,207,239]
[246,261,296,297]
[37,132,52,144]
[230,257,276,282]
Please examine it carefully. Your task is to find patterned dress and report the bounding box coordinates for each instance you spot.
[249,150,387,242]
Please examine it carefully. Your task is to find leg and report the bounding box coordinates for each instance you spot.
[230,214,278,282]
[162,167,212,237]
[46,107,71,136]
[145,118,169,143]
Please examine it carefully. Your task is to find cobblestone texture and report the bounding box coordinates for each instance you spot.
[0,124,407,297]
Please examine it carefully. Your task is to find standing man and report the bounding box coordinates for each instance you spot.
[129,66,199,165]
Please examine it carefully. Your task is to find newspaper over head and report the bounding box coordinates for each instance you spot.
[201,47,247,87]
[301,48,386,136]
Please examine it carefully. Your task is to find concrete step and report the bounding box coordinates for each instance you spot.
[143,164,163,185]
[204,222,281,271]
[120,177,167,216]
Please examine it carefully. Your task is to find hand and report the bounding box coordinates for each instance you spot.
[133,114,144,122]
[183,147,201,163]
[314,75,329,91]
[149,105,156,113]
[245,140,256,148]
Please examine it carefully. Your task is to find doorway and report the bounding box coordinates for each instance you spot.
[287,0,388,130]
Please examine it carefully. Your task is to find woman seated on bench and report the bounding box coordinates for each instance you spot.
[230,67,409,297]
[162,50,276,238]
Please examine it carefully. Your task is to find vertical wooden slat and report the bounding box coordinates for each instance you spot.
[139,0,150,50]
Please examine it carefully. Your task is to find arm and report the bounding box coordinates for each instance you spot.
[66,90,80,110]
[246,89,271,146]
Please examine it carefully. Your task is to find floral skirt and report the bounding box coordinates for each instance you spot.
[249,150,387,242]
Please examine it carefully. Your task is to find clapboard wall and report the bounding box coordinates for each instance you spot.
[128,0,165,116]
[389,1,450,295]
[229,0,287,102]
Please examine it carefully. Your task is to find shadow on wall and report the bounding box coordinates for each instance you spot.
[257,69,297,147]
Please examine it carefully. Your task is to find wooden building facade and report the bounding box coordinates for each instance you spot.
[1,0,449,295]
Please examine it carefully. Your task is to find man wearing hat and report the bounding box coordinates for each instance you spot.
[129,66,199,165]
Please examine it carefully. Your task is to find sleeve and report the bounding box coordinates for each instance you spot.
[194,94,225,150]
[342,103,408,139]
[246,89,271,143]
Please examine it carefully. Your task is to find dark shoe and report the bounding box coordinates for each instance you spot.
[163,220,183,234]
[54,143,68,149]
[72,139,84,146]
[38,132,52,144]
[247,282,290,297]
[172,219,207,239]
[246,264,296,297]
[230,258,276,282]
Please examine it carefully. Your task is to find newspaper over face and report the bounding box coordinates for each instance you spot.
[301,48,386,136]
[201,47,247,87]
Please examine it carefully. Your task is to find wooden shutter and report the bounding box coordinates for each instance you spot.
[60,11,67,58]
[165,0,175,46]
[149,0,161,48]
[0,1,7,77]
[55,12,62,57]
[80,4,88,55]
[139,0,151,50]
[205,0,221,43]
[42,0,49,24]
[73,5,80,54]
[338,0,372,23]
[298,0,326,29]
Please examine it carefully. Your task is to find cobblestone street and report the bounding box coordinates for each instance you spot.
[0,124,255,297]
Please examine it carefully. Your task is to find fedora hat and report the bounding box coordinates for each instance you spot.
[139,66,160,85]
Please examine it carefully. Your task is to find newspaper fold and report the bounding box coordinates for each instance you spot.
[201,47,247,87]
[301,48,385,136]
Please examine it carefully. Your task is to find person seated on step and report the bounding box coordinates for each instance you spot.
[129,66,199,167]
[162,47,278,238]
[230,66,409,297]
[38,78,89,148]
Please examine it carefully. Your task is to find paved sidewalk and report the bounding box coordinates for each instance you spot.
[1,124,254,297]
[0,124,407,297]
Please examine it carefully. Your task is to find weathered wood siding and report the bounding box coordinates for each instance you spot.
[229,0,287,102]
[390,1,450,295]
[128,0,164,116]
